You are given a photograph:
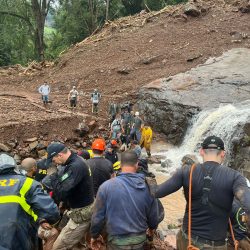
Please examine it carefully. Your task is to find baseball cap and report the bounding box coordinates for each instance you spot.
[201,136,225,150]
[46,143,66,166]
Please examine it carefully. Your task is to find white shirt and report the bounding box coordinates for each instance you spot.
[69,89,79,98]
[38,84,50,95]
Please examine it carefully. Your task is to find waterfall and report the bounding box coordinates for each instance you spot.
[160,101,250,172]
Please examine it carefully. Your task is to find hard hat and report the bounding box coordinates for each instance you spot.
[92,138,106,151]
[135,111,139,116]
[111,139,117,146]
[0,153,16,171]
[94,89,97,92]
[246,178,250,188]
[113,161,121,171]
[73,86,76,89]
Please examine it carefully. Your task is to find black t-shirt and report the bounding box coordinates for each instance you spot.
[52,153,94,209]
[156,161,250,242]
[104,151,118,164]
[35,159,48,182]
[87,157,113,195]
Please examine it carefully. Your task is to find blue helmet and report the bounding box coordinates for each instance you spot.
[0,153,16,171]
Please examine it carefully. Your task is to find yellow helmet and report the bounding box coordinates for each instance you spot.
[113,161,121,171]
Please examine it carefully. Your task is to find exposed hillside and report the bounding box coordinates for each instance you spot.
[0,0,250,141]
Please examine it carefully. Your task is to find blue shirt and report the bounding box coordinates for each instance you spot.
[91,173,159,238]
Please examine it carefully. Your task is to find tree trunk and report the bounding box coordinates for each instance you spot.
[31,0,50,61]
[106,0,110,20]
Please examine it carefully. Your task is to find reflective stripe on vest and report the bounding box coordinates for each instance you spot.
[0,177,38,221]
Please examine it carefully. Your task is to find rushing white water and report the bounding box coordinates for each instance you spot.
[160,101,250,173]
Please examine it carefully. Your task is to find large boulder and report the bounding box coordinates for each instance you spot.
[138,48,250,144]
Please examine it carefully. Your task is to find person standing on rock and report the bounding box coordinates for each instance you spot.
[0,153,60,250]
[68,86,79,110]
[140,124,153,157]
[45,142,94,249]
[155,135,250,250]
[110,114,124,140]
[38,81,50,107]
[91,89,101,115]
[130,111,143,142]
[90,150,159,250]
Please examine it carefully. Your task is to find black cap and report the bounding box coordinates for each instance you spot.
[201,136,224,150]
[46,143,66,166]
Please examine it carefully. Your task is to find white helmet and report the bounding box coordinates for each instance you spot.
[135,111,139,116]
[73,86,76,89]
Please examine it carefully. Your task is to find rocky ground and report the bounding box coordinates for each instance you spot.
[0,0,250,142]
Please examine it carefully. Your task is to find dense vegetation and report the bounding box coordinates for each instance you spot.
[0,0,186,66]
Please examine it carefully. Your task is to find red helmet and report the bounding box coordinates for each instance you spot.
[111,139,117,146]
[92,138,106,151]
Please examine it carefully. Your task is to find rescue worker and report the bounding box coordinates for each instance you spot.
[140,124,153,157]
[20,157,37,178]
[91,89,101,114]
[91,150,159,250]
[130,111,143,142]
[122,108,132,143]
[110,114,124,140]
[109,101,119,126]
[0,153,60,250]
[228,198,250,250]
[45,142,94,250]
[105,142,119,165]
[131,140,142,158]
[68,86,79,109]
[155,136,250,250]
[38,81,50,107]
[87,139,114,196]
[35,158,49,182]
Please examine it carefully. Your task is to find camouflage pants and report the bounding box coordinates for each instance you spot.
[228,238,250,250]
[176,230,227,250]
[92,103,99,114]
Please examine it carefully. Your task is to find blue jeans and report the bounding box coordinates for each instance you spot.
[42,95,49,103]
[130,128,141,142]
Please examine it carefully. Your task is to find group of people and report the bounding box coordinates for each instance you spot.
[38,82,101,114]
[1,133,250,250]
[109,103,153,157]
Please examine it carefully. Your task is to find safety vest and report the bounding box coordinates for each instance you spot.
[0,177,38,221]
[87,149,94,158]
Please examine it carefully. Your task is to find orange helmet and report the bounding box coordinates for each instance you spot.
[111,139,117,146]
[92,138,106,151]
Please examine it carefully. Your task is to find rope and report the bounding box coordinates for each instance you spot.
[229,218,239,250]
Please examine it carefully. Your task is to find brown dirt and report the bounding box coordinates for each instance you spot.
[0,1,250,141]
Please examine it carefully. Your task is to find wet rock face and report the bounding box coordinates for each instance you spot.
[138,48,250,144]
[231,123,250,175]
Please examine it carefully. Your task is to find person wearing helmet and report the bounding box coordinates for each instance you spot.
[130,111,143,142]
[91,89,101,114]
[87,139,114,196]
[0,153,60,250]
[68,86,79,110]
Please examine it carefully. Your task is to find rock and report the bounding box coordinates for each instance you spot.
[138,48,250,144]
[117,67,131,75]
[37,149,47,158]
[148,155,164,164]
[184,3,201,17]
[156,167,168,173]
[6,142,17,149]
[0,143,11,152]
[36,143,46,150]
[239,0,250,13]
[29,141,38,151]
[98,126,106,131]
[88,120,97,131]
[24,137,38,143]
[161,159,173,168]
[75,142,81,148]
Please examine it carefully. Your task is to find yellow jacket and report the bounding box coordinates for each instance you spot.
[140,126,153,149]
